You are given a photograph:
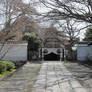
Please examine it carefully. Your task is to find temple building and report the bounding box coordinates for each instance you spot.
[40,26,64,61]
[0,15,65,61]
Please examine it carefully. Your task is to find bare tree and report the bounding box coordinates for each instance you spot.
[0,0,37,59]
[38,0,92,24]
[59,20,79,45]
[57,19,81,60]
[0,0,36,28]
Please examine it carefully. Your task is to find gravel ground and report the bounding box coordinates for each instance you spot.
[64,62,92,92]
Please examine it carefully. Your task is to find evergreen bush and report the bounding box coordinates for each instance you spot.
[0,61,15,74]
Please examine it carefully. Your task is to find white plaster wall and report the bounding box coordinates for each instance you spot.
[0,43,27,61]
[77,46,92,61]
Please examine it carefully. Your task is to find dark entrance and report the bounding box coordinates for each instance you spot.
[44,52,60,61]
[27,39,39,61]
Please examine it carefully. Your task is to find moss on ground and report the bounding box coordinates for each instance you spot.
[64,62,71,65]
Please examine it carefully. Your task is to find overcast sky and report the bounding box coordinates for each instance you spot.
[23,0,30,4]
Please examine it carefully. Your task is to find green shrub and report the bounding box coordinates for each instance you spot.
[4,61,15,71]
[0,61,15,74]
[0,62,6,74]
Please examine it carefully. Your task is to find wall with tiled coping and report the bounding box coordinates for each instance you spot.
[0,43,27,61]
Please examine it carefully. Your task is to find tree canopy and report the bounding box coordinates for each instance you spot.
[23,32,42,60]
[84,27,92,41]
[22,32,42,51]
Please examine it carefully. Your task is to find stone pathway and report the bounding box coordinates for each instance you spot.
[0,62,41,92]
[32,61,87,92]
[64,62,92,92]
[0,61,88,92]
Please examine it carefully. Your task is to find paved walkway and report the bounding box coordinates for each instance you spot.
[0,61,88,92]
[64,62,92,92]
[0,62,41,92]
[32,61,87,92]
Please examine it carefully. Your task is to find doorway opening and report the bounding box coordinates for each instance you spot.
[44,52,60,61]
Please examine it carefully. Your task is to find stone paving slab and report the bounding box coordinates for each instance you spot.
[32,61,87,92]
[32,63,47,92]
[0,62,41,92]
